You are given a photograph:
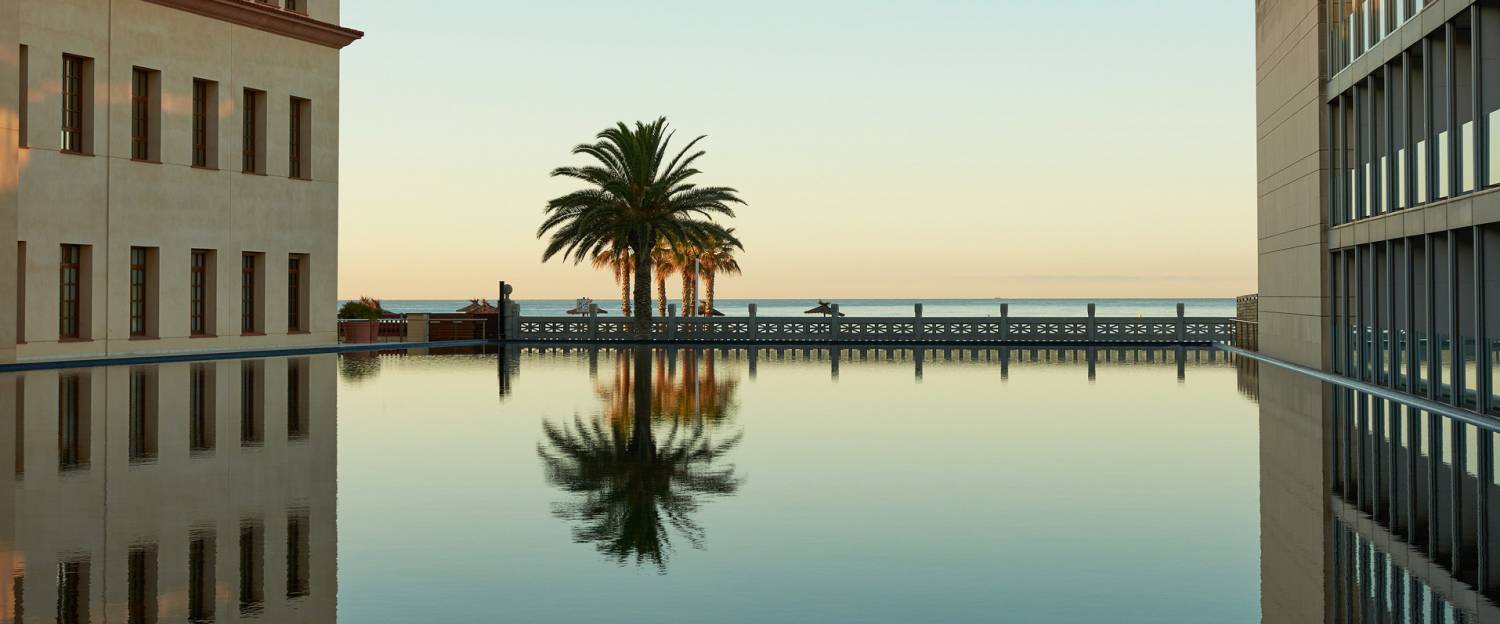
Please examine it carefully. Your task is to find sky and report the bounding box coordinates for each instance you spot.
[337,0,1256,301]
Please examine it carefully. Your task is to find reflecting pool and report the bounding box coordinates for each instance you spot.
[0,346,1273,623]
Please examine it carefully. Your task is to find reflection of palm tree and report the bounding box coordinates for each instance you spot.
[539,349,742,571]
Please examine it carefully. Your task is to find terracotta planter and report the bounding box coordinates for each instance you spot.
[342,319,379,343]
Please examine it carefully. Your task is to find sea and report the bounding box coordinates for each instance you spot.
[363,298,1238,318]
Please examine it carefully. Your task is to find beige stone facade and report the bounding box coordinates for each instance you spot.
[0,0,360,364]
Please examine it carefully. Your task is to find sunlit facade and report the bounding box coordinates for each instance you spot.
[0,0,361,364]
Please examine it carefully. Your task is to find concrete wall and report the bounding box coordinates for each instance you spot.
[1258,0,1331,368]
[0,0,18,365]
[12,0,350,361]
[1256,2,1333,622]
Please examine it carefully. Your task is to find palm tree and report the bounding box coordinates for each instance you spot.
[650,240,679,317]
[539,119,744,337]
[676,243,700,318]
[696,229,742,317]
[538,348,742,570]
[591,246,633,316]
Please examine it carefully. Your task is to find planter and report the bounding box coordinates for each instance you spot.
[342,319,379,343]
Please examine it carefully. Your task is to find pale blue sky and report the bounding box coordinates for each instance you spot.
[338,1,1256,300]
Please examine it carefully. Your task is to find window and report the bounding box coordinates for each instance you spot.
[190,364,215,452]
[57,560,89,624]
[18,45,27,148]
[16,242,24,343]
[192,79,218,168]
[130,67,160,162]
[286,510,310,598]
[126,545,157,624]
[127,368,157,462]
[287,358,307,439]
[288,254,306,332]
[240,361,262,445]
[191,250,213,336]
[238,520,264,614]
[242,88,266,173]
[241,253,261,334]
[58,374,88,471]
[129,247,151,337]
[285,0,306,13]
[289,97,310,179]
[59,244,83,339]
[61,55,90,153]
[189,533,216,623]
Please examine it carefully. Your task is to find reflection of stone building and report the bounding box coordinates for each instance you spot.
[0,354,336,622]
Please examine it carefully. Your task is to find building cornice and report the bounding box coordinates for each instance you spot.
[140,0,364,49]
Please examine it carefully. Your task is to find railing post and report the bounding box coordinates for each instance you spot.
[1000,303,1009,343]
[589,307,599,342]
[1087,303,1097,342]
[510,302,522,339]
[749,303,759,342]
[831,304,841,342]
[915,303,924,343]
[1176,303,1186,343]
[668,304,678,342]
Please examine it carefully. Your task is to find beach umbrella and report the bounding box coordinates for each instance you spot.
[803,301,847,317]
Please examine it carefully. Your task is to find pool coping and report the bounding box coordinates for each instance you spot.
[0,339,493,373]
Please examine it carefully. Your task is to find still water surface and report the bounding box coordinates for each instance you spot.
[1,346,1263,623]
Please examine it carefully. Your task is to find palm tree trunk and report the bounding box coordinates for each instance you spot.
[705,273,717,317]
[619,258,631,316]
[631,238,653,339]
[681,270,693,318]
[657,273,668,317]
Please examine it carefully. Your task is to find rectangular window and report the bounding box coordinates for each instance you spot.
[285,0,305,13]
[240,361,262,446]
[241,253,260,334]
[192,79,218,168]
[56,560,89,624]
[286,510,310,598]
[127,545,157,624]
[289,97,310,179]
[130,67,156,161]
[189,533,216,623]
[238,520,264,614]
[61,55,89,153]
[191,250,213,336]
[18,45,27,148]
[190,364,215,452]
[288,358,307,439]
[59,244,83,339]
[288,255,306,332]
[127,367,156,462]
[242,88,265,174]
[129,247,148,337]
[16,242,24,343]
[58,374,88,471]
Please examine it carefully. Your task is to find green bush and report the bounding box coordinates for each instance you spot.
[338,301,381,321]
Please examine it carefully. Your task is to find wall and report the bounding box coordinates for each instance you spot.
[0,0,18,365]
[14,0,349,361]
[1255,1,1333,622]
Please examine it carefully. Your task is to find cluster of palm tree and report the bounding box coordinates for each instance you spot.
[539,118,744,335]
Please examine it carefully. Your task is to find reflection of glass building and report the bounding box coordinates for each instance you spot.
[1259,1,1500,619]
[0,355,336,622]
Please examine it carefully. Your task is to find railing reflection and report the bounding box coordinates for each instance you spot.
[0,355,337,623]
